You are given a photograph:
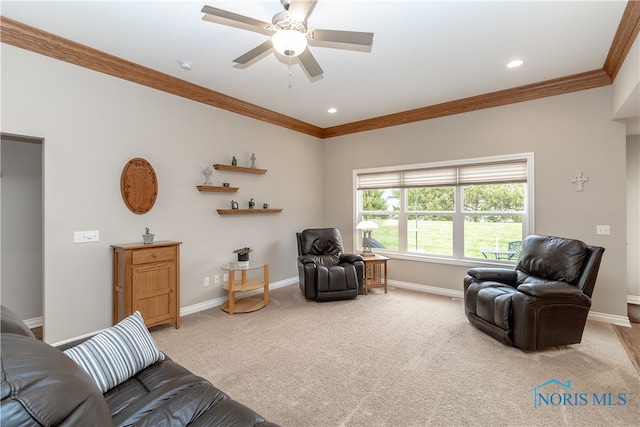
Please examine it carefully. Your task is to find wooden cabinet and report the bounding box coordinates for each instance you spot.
[111,241,182,329]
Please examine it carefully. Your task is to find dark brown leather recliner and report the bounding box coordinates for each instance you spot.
[297,228,364,301]
[464,234,605,350]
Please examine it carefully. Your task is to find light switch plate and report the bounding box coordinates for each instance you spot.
[74,230,100,243]
[596,225,610,236]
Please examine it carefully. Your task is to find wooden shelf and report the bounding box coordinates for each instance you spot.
[213,164,267,175]
[196,185,238,193]
[217,209,283,215]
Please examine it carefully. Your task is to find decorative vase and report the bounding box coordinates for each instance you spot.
[142,233,155,245]
[237,253,249,262]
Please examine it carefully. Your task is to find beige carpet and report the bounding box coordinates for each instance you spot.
[151,285,639,427]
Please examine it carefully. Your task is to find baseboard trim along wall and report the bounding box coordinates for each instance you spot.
[24,316,43,329]
[51,276,631,346]
[628,295,640,305]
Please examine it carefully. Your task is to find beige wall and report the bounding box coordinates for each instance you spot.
[628,135,640,300]
[323,87,628,319]
[1,138,43,320]
[0,41,633,341]
[1,44,323,343]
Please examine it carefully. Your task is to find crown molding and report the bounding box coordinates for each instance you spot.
[1,2,638,139]
[322,69,611,138]
[604,0,640,81]
[0,16,324,138]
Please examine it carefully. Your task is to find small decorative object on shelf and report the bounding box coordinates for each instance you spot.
[223,182,230,187]
[233,247,252,263]
[231,156,237,166]
[231,200,239,210]
[250,153,256,168]
[203,166,212,185]
[142,227,154,245]
[248,198,255,209]
[263,203,269,209]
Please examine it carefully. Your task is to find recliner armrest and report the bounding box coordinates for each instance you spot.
[517,281,584,298]
[297,255,316,265]
[340,253,363,264]
[467,268,517,285]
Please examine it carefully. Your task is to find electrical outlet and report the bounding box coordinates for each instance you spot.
[204,277,210,287]
[596,225,610,235]
[214,275,220,284]
[223,273,229,282]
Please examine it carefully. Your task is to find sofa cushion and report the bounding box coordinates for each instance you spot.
[64,311,164,393]
[1,334,112,425]
[516,235,587,284]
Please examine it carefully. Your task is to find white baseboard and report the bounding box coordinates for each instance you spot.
[389,280,632,327]
[180,277,298,317]
[627,295,640,305]
[24,316,43,329]
[390,279,464,299]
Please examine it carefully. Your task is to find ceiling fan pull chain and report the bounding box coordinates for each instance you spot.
[288,55,293,88]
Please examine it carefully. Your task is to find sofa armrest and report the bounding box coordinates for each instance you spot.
[466,268,517,285]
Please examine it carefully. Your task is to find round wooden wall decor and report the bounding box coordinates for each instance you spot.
[120,157,158,214]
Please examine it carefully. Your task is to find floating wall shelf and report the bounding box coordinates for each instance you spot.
[213,164,267,175]
[217,209,283,215]
[197,185,239,193]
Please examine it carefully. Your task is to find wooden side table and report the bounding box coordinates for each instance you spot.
[362,254,389,294]
[221,262,269,315]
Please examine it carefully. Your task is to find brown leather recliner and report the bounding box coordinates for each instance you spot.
[463,234,605,350]
[297,228,364,301]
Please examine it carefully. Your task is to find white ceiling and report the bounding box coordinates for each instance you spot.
[0,1,630,128]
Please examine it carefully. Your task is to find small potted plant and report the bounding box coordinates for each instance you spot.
[142,227,154,245]
[233,247,252,262]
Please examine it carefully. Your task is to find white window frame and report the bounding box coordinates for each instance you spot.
[353,153,535,266]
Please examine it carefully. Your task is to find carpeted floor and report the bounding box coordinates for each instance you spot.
[151,285,640,427]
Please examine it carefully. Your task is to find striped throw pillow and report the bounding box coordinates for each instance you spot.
[64,311,164,393]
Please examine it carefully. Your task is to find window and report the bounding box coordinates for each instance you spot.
[354,154,533,263]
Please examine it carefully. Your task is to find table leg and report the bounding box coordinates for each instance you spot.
[228,269,235,315]
[264,264,269,306]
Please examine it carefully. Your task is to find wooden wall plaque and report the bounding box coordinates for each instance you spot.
[120,157,158,214]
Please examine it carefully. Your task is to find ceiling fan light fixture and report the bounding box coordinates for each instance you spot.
[272,29,307,57]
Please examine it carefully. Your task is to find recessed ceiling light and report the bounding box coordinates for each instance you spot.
[506,59,524,69]
[179,60,192,71]
[327,107,338,114]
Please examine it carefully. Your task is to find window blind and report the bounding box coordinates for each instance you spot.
[357,160,527,190]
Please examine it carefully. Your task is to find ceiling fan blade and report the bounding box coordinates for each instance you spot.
[310,29,374,46]
[298,49,323,78]
[201,5,271,32]
[233,40,273,64]
[287,0,317,23]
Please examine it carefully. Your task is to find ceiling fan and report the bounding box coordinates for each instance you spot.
[201,0,374,79]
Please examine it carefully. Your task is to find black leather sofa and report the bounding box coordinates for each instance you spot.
[1,305,279,426]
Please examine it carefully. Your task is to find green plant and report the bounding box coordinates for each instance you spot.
[233,247,252,255]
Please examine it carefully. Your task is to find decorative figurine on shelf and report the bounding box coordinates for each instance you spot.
[203,166,212,185]
[250,153,256,168]
[248,198,255,209]
[231,156,237,166]
[223,182,230,187]
[231,200,238,210]
[142,227,154,245]
[263,203,269,209]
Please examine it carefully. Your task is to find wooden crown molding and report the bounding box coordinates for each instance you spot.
[0,16,324,138]
[1,1,638,139]
[603,0,640,81]
[322,69,611,138]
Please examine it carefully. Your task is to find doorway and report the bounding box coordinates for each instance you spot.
[1,133,44,329]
